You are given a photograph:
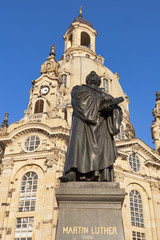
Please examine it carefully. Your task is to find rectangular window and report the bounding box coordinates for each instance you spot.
[15,217,34,240]
[103,78,109,93]
[132,231,145,240]
[62,74,67,88]
[18,195,36,212]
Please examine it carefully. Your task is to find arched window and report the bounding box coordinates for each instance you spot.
[18,172,38,212]
[103,78,109,93]
[129,190,144,228]
[15,217,34,240]
[0,144,4,160]
[115,124,125,140]
[64,108,67,121]
[34,99,44,114]
[61,74,67,88]
[129,153,140,172]
[67,34,72,48]
[81,32,90,47]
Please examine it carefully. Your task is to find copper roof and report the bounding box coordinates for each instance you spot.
[73,16,93,28]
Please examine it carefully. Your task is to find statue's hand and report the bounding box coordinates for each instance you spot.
[100,96,114,106]
[101,102,113,112]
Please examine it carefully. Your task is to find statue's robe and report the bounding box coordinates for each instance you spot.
[64,84,122,175]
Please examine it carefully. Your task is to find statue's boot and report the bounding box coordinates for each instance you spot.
[59,171,76,182]
[80,171,99,181]
[87,170,99,181]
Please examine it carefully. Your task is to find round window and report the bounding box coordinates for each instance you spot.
[24,136,40,152]
[128,153,140,172]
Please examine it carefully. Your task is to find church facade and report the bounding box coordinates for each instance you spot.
[0,11,160,240]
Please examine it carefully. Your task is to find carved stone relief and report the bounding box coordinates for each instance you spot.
[150,181,160,192]
[125,124,134,139]
[45,155,58,168]
[1,158,14,176]
[57,89,62,104]
[0,127,7,135]
[2,158,14,169]
[114,172,124,183]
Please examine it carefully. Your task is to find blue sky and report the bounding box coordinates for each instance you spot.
[0,0,160,149]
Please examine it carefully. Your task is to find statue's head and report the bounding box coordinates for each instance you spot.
[86,71,101,87]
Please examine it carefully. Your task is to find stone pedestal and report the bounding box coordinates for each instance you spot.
[55,182,125,240]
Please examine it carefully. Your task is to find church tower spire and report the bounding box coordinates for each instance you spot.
[151,91,160,153]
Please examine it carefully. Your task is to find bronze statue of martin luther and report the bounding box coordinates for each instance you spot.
[60,71,124,182]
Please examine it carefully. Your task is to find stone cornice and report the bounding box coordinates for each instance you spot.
[65,22,97,37]
[116,138,160,162]
[115,166,160,183]
[3,147,66,160]
[0,123,70,144]
[33,74,59,84]
[145,159,160,170]
[64,46,97,57]
[56,182,125,203]
[117,150,128,160]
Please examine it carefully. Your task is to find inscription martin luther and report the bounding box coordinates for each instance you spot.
[63,226,118,235]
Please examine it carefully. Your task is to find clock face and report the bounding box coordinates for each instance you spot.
[40,86,50,95]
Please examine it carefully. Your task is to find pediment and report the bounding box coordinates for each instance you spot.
[32,74,58,85]
[116,138,160,169]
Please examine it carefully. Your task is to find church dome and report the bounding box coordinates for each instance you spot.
[72,16,92,28]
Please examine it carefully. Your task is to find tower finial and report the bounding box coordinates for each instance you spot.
[1,113,9,128]
[79,6,83,17]
[156,91,160,101]
[49,44,56,56]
